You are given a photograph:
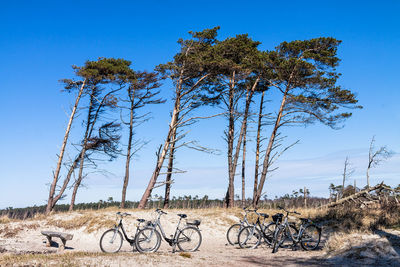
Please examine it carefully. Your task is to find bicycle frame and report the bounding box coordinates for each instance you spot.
[276,209,309,247]
[243,211,271,244]
[111,216,143,246]
[144,210,199,253]
[240,209,253,226]
[111,219,134,245]
[154,213,184,244]
[278,214,302,244]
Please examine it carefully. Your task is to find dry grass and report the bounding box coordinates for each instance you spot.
[1,225,24,238]
[324,230,369,254]
[46,213,115,233]
[0,216,12,224]
[315,203,400,231]
[179,252,192,258]
[0,251,126,266]
[0,222,39,238]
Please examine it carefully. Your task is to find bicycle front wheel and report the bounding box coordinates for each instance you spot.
[135,227,161,253]
[177,226,202,252]
[272,226,286,253]
[226,223,242,245]
[238,226,261,249]
[99,228,123,253]
[300,225,321,251]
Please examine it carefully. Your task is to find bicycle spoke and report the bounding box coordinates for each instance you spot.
[100,229,123,253]
[177,227,202,252]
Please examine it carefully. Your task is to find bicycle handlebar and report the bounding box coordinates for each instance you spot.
[116,212,131,217]
[155,208,168,215]
[277,206,301,215]
[243,207,258,212]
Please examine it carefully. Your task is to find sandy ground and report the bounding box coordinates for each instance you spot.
[0,209,399,266]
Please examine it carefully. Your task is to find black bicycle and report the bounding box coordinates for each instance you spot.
[135,209,202,253]
[237,210,273,248]
[272,207,321,253]
[99,212,150,253]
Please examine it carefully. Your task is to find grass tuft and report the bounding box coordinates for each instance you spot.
[179,252,192,258]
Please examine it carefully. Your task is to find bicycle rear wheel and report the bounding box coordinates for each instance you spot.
[177,226,202,252]
[300,225,321,251]
[135,227,161,253]
[263,222,276,246]
[238,226,261,249]
[226,223,242,245]
[99,228,123,253]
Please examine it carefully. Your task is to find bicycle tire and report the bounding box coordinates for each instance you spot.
[272,226,286,253]
[300,224,321,251]
[226,223,242,245]
[177,226,202,252]
[135,227,161,253]
[238,226,262,249]
[263,222,276,246]
[283,224,299,246]
[99,228,123,253]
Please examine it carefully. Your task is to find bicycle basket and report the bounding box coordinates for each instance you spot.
[272,213,283,223]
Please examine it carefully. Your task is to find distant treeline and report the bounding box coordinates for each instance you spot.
[1,194,329,220]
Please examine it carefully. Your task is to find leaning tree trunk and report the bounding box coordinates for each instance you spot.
[121,92,136,209]
[138,95,181,209]
[163,126,177,209]
[69,86,119,211]
[253,87,289,207]
[46,79,86,215]
[137,68,209,209]
[69,94,95,211]
[225,76,259,208]
[47,153,80,212]
[68,147,87,211]
[253,91,264,202]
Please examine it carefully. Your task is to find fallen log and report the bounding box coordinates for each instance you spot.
[326,182,384,208]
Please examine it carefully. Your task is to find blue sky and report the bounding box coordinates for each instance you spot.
[0,0,399,208]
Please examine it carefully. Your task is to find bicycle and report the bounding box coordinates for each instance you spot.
[135,209,202,253]
[99,212,150,253]
[237,209,274,249]
[272,207,321,253]
[226,207,257,245]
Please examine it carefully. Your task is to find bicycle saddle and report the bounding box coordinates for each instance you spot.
[177,214,187,218]
[259,213,269,218]
[137,219,145,223]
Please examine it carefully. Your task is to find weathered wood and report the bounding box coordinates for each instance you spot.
[41,231,73,251]
[326,182,384,208]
